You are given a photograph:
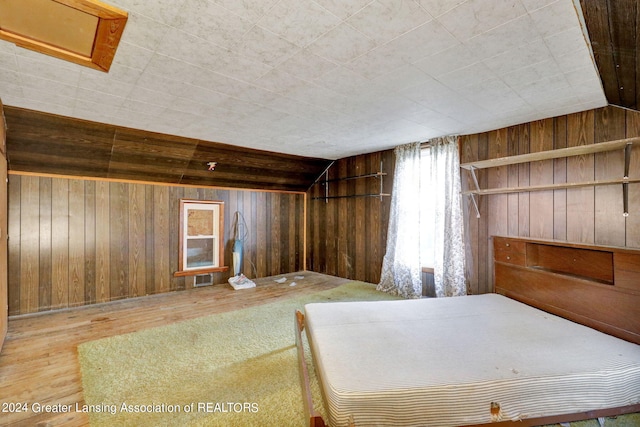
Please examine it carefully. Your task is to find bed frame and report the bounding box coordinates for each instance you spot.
[294,236,640,427]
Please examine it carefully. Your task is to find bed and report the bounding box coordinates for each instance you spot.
[294,236,640,427]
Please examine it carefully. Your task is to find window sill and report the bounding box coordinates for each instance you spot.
[174,266,229,277]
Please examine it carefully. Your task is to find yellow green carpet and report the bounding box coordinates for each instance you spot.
[78,282,640,426]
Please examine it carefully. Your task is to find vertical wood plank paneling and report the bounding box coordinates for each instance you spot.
[355,156,366,280]
[95,181,110,303]
[51,178,69,309]
[507,127,519,236]
[0,153,5,345]
[8,174,309,315]
[144,185,155,295]
[256,191,267,277]
[528,119,554,239]
[487,129,508,291]
[84,181,96,305]
[460,134,479,295]
[269,193,280,276]
[38,178,52,311]
[168,186,183,291]
[68,179,85,307]
[336,160,348,277]
[288,194,297,271]
[477,133,490,294]
[626,109,640,247]
[110,183,129,301]
[153,186,170,293]
[129,183,146,297]
[368,153,383,284]
[518,124,530,237]
[20,176,40,313]
[567,110,596,243]
[594,106,626,246]
[7,175,20,315]
[553,117,568,241]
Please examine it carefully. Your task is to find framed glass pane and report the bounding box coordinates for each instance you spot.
[186,237,215,269]
[177,199,226,276]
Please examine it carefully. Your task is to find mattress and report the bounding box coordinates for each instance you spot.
[303,294,640,427]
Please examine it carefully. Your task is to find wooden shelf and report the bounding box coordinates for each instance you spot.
[461,137,638,217]
[460,137,637,171]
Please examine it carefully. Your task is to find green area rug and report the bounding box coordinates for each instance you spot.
[78,282,640,427]
[78,281,399,426]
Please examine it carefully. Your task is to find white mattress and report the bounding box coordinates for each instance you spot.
[303,294,640,427]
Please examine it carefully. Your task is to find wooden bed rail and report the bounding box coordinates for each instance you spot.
[294,310,327,427]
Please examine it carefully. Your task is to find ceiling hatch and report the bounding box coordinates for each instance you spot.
[0,0,127,72]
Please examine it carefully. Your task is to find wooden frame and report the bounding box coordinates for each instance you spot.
[294,237,640,426]
[0,0,127,72]
[174,199,228,277]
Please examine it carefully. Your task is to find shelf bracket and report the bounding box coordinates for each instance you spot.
[623,142,632,217]
[470,194,481,219]
[470,165,480,193]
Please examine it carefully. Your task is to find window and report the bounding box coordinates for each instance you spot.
[420,147,435,268]
[175,199,227,276]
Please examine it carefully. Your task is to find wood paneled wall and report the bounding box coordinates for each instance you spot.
[461,105,640,295]
[306,150,394,284]
[7,174,305,315]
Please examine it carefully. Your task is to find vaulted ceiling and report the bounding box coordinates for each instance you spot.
[0,0,607,161]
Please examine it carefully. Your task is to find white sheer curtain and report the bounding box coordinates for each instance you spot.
[430,136,466,297]
[377,142,422,299]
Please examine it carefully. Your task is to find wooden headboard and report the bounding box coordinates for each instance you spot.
[493,236,640,345]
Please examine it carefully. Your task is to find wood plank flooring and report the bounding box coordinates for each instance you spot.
[0,271,349,426]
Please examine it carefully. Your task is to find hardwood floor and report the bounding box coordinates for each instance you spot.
[0,271,349,426]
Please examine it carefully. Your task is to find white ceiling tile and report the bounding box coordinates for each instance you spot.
[110,0,188,26]
[312,0,374,20]
[379,19,459,63]
[1,0,606,160]
[258,0,341,47]
[277,49,339,81]
[232,25,301,67]
[520,0,558,12]
[412,43,481,77]
[172,0,254,50]
[463,13,541,59]
[500,59,562,88]
[20,74,78,99]
[212,53,274,83]
[0,80,24,98]
[0,40,17,54]
[208,0,281,23]
[119,99,167,117]
[346,0,434,45]
[438,0,527,41]
[416,0,468,17]
[482,39,551,76]
[254,68,309,93]
[311,66,366,94]
[438,62,497,89]
[112,42,154,70]
[530,0,580,38]
[307,23,377,63]
[120,12,171,51]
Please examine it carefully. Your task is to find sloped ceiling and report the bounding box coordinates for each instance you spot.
[3,106,331,192]
[579,0,639,111]
[0,0,606,161]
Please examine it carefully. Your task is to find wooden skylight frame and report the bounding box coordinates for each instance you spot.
[0,0,127,72]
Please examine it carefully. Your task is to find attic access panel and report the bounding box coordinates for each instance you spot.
[0,0,127,72]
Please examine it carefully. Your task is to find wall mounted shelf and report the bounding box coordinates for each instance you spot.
[460,137,639,218]
[312,161,389,202]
